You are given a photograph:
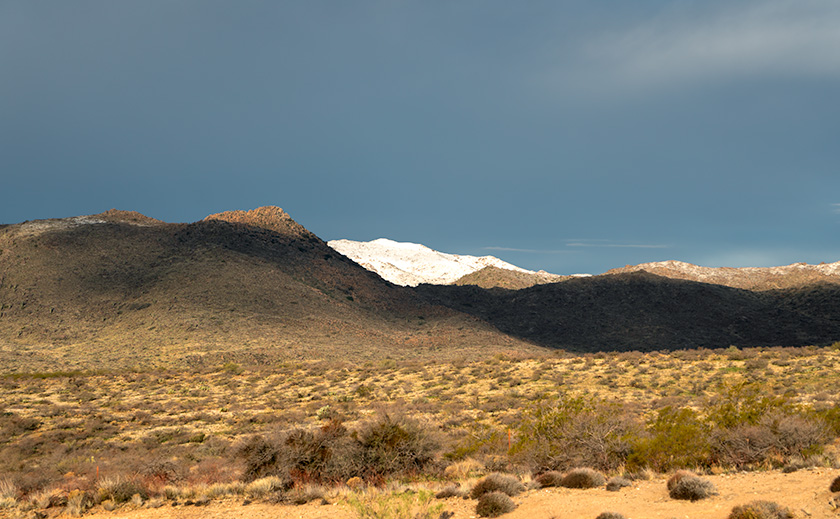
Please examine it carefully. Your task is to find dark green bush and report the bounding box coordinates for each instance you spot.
[627,407,711,472]
[475,491,516,517]
[470,473,525,498]
[355,414,438,478]
[728,500,794,519]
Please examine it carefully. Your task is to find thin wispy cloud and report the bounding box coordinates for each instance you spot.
[482,247,578,254]
[832,203,840,214]
[577,0,840,92]
[566,242,670,249]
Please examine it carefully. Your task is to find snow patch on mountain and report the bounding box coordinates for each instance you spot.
[328,238,555,286]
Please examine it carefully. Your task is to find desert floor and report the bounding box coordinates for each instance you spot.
[29,467,838,519]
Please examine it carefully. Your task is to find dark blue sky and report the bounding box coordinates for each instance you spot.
[2,1,839,274]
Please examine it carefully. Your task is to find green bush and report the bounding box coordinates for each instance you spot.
[475,491,515,517]
[355,414,438,479]
[627,407,711,472]
[706,382,790,430]
[512,395,635,472]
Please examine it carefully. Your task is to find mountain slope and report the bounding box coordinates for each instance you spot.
[0,207,530,371]
[416,272,840,351]
[327,238,564,287]
[605,260,840,290]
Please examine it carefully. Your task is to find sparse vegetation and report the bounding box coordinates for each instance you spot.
[0,348,838,515]
[831,475,840,493]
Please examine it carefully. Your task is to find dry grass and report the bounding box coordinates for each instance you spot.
[0,347,838,512]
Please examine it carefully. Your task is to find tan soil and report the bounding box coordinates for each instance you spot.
[27,468,839,519]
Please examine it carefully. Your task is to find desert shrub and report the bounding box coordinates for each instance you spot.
[627,407,712,472]
[435,485,465,499]
[706,382,790,430]
[534,471,564,488]
[830,475,840,493]
[596,513,627,519]
[713,412,826,468]
[237,435,282,482]
[475,491,516,517]
[513,395,636,472]
[559,468,605,489]
[470,473,525,498]
[96,476,148,504]
[605,476,632,491]
[668,475,718,501]
[728,500,794,519]
[355,414,438,479]
[667,470,696,491]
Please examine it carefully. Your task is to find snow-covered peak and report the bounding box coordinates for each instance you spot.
[328,238,547,286]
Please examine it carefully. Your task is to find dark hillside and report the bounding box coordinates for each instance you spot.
[416,272,840,351]
[0,207,529,371]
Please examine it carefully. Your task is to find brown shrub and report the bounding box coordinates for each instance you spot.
[605,476,632,492]
[435,485,465,499]
[534,471,564,488]
[666,470,696,491]
[559,468,606,489]
[475,491,516,517]
[830,475,840,493]
[470,473,525,499]
[668,475,718,501]
[728,500,794,519]
[596,513,627,519]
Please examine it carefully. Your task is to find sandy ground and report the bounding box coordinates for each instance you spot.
[4,468,839,519]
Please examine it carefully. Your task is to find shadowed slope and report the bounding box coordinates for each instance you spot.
[417,272,840,351]
[0,207,529,371]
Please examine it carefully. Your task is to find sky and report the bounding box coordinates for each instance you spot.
[2,1,839,275]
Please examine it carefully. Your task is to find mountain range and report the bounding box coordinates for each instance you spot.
[1,206,838,371]
[327,238,567,287]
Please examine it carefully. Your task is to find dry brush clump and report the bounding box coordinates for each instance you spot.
[534,471,564,488]
[559,468,606,489]
[667,473,718,501]
[235,414,438,486]
[470,473,525,499]
[596,513,627,519]
[605,476,632,492]
[728,500,794,519]
[830,475,840,493]
[475,491,516,517]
